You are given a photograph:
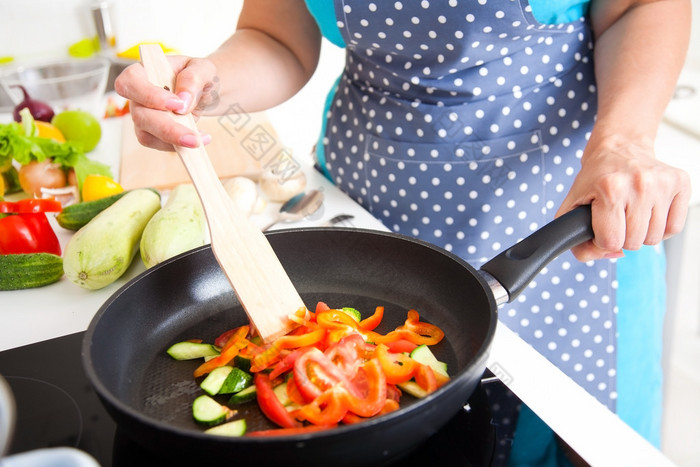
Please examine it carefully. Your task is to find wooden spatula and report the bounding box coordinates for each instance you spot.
[139,44,305,342]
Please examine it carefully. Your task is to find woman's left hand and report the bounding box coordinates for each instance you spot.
[556,137,691,262]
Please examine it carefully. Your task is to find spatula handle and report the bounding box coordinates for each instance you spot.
[139,44,305,342]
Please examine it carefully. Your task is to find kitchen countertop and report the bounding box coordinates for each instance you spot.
[2,98,694,465]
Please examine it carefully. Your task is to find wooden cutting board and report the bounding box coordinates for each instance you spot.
[119,112,285,190]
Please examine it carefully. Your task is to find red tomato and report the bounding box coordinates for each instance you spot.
[293,347,363,401]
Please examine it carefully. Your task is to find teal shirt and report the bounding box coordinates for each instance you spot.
[304,0,591,48]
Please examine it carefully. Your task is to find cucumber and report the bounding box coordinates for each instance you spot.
[397,381,429,399]
[272,382,300,411]
[219,367,253,394]
[167,341,220,360]
[233,354,252,372]
[201,366,253,396]
[204,419,247,437]
[228,384,257,404]
[200,366,233,395]
[0,253,63,290]
[140,184,206,269]
[56,188,158,231]
[409,344,449,378]
[192,394,233,427]
[62,188,161,290]
[340,307,361,322]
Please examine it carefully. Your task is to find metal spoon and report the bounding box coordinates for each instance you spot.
[262,189,324,231]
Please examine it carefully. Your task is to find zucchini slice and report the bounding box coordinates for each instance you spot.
[204,419,247,437]
[409,344,449,378]
[228,385,257,404]
[192,395,233,427]
[167,342,220,360]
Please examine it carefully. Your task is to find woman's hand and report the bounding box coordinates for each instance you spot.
[557,137,691,262]
[114,55,219,151]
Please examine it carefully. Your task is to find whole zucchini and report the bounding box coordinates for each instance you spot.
[140,184,207,269]
[0,253,63,290]
[56,188,159,231]
[63,188,161,290]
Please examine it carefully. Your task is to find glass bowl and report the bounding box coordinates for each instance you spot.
[0,57,110,117]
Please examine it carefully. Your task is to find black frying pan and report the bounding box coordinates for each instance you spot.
[82,206,592,466]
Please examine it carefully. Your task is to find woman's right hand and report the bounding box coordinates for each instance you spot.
[114,55,219,151]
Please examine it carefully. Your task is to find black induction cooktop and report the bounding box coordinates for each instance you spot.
[0,332,500,466]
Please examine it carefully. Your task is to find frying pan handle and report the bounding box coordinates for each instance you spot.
[480,205,593,304]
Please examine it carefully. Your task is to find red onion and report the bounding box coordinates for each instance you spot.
[12,85,55,123]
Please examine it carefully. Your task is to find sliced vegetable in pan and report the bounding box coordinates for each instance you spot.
[166,302,450,436]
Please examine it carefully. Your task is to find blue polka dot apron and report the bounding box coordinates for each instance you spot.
[320,0,617,412]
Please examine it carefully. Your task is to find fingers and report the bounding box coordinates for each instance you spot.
[559,146,690,262]
[114,56,217,150]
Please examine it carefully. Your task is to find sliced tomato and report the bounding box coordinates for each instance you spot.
[291,387,349,426]
[324,333,367,380]
[293,347,363,401]
[254,373,301,428]
[341,359,387,418]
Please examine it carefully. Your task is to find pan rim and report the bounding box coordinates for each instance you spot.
[81,227,498,446]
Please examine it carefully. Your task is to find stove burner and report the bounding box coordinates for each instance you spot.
[3,377,82,452]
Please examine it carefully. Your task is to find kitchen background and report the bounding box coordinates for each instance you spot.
[1,1,699,465]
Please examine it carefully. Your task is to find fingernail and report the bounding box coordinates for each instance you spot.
[175,92,192,114]
[200,132,212,145]
[603,251,625,259]
[165,98,185,112]
[179,134,199,147]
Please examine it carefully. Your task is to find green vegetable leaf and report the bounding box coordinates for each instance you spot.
[72,154,112,191]
[0,113,112,192]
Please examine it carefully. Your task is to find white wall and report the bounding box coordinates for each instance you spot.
[0,0,243,61]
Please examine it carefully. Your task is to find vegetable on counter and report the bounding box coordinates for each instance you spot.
[63,188,161,290]
[81,174,124,202]
[56,188,157,231]
[0,109,111,198]
[0,252,63,291]
[140,183,206,269]
[11,85,54,123]
[0,197,63,256]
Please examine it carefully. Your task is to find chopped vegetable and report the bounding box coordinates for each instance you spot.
[167,302,450,436]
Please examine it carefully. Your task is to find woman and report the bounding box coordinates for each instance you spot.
[116,0,691,461]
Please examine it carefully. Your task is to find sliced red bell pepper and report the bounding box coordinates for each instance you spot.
[0,212,61,255]
[193,325,249,378]
[358,306,384,331]
[385,339,418,354]
[375,344,418,384]
[254,373,302,428]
